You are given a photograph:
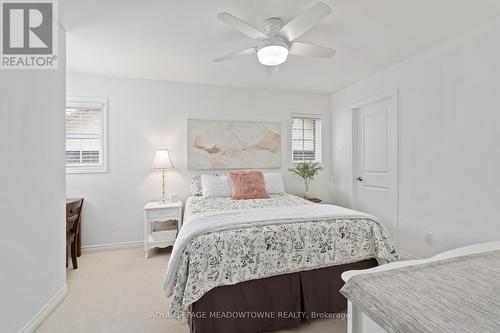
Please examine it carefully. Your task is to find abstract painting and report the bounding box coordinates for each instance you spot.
[187,119,281,170]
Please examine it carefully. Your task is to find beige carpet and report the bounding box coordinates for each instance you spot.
[36,247,347,333]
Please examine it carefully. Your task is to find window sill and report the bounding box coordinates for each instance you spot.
[66,168,108,175]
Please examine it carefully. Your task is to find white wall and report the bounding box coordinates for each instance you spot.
[331,19,500,258]
[67,74,332,248]
[0,33,66,331]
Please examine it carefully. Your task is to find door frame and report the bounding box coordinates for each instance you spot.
[350,89,399,245]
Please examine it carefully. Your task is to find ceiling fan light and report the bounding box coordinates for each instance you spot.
[257,45,288,66]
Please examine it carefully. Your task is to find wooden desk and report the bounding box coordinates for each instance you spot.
[66,198,83,257]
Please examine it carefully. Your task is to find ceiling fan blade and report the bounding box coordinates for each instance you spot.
[213,47,256,63]
[279,2,332,41]
[289,42,336,58]
[217,12,269,40]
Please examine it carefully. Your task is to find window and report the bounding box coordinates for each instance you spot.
[291,115,322,163]
[66,97,107,173]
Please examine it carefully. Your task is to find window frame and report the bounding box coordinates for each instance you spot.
[290,114,322,164]
[65,97,108,174]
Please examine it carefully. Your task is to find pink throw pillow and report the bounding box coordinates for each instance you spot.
[228,171,270,200]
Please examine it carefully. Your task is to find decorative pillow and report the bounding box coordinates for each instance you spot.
[190,176,202,196]
[263,172,285,194]
[228,171,269,200]
[201,174,232,198]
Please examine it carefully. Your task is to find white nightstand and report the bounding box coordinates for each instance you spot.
[143,201,183,258]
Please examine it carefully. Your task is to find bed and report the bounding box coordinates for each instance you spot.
[163,193,398,333]
[341,241,500,333]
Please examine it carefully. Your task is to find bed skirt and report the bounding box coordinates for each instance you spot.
[189,258,378,333]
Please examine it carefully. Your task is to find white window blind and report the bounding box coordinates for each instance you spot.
[291,116,322,163]
[66,98,107,173]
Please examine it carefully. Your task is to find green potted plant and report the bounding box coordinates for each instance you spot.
[288,162,323,199]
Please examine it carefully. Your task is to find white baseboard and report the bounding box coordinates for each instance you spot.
[81,240,143,253]
[19,284,67,333]
[398,250,420,260]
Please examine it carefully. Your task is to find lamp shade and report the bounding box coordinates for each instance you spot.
[152,149,174,169]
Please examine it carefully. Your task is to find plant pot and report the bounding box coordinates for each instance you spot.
[303,192,311,199]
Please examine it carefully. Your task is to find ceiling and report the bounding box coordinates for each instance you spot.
[61,0,500,93]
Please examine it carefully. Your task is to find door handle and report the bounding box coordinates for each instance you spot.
[356,176,364,182]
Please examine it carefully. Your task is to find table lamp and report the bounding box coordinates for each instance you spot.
[152,149,175,203]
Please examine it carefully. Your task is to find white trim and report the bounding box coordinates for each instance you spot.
[350,89,399,246]
[65,96,108,174]
[350,89,398,110]
[398,250,420,260]
[81,240,143,253]
[350,110,358,208]
[18,285,67,333]
[290,112,322,119]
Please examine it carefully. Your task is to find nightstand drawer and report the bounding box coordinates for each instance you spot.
[146,209,179,221]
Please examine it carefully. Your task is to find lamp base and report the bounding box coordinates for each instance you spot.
[160,169,167,204]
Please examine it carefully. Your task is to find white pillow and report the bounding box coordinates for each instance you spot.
[201,174,232,198]
[263,172,285,194]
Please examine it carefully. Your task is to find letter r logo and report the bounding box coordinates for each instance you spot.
[2,2,53,54]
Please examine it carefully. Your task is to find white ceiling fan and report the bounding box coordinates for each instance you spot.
[214,2,336,72]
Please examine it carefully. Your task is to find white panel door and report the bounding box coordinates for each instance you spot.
[354,93,398,241]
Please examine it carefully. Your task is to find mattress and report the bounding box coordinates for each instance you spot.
[164,193,398,319]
